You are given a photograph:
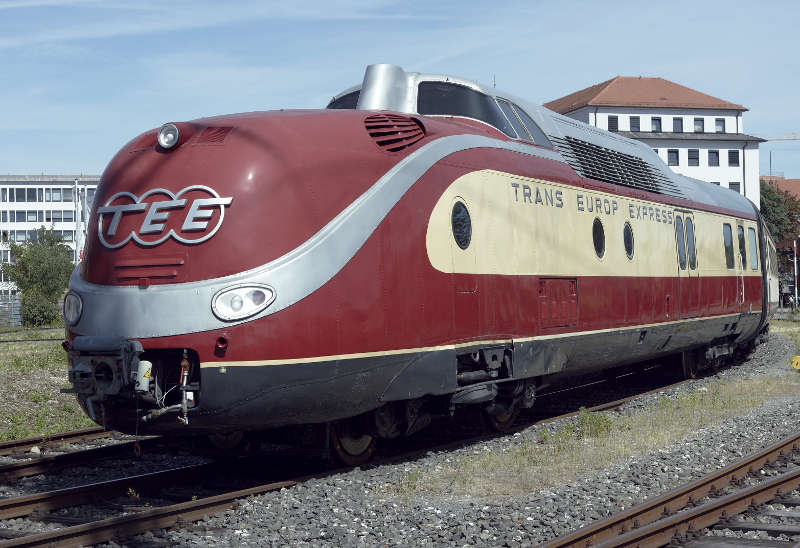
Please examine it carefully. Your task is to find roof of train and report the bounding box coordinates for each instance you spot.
[331,65,757,219]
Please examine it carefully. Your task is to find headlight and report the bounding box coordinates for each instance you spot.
[63,292,83,326]
[212,284,275,321]
[157,123,180,149]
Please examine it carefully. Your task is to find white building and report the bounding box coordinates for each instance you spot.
[544,77,763,209]
[0,175,99,295]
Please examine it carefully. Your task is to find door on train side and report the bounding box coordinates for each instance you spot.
[683,214,700,317]
[450,199,479,338]
[674,212,700,319]
[734,222,747,311]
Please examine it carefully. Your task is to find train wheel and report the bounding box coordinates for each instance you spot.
[208,431,245,450]
[484,403,521,433]
[330,423,375,466]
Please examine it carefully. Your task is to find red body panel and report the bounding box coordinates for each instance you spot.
[78,111,764,362]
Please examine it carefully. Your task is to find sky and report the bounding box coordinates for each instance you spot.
[1,0,799,178]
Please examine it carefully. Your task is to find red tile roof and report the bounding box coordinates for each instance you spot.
[761,175,800,199]
[544,76,747,114]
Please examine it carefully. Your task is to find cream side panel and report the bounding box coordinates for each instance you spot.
[426,169,760,277]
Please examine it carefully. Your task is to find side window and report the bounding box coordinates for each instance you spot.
[747,227,758,270]
[417,81,516,137]
[675,215,686,270]
[326,90,360,109]
[685,217,696,270]
[723,223,734,268]
[496,99,530,141]
[510,104,553,148]
[737,225,747,267]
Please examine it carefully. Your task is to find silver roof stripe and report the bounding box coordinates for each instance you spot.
[70,135,561,339]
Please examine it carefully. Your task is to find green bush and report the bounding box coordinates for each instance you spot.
[20,289,61,327]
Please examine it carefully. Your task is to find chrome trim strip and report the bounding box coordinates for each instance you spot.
[70,135,562,338]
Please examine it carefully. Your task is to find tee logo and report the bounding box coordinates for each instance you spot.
[96,185,233,249]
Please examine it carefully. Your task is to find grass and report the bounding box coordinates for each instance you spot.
[771,320,800,348]
[394,352,800,499]
[0,333,94,441]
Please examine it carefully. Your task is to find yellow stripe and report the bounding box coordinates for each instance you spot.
[200,312,752,368]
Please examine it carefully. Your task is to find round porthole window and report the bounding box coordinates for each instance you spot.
[623,222,634,260]
[451,201,471,250]
[592,217,605,258]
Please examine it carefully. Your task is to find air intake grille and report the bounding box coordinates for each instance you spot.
[364,114,425,152]
[550,136,684,198]
[196,126,233,144]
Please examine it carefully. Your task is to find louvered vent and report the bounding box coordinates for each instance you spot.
[550,136,684,198]
[364,114,425,152]
[196,126,233,144]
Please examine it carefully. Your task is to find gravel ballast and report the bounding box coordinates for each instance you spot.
[110,333,800,547]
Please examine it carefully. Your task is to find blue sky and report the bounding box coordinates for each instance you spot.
[1,0,799,178]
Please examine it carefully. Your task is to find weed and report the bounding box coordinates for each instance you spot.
[391,358,800,499]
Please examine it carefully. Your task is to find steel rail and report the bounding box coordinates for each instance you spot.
[592,466,800,548]
[541,431,800,548]
[0,427,107,457]
[0,438,160,482]
[0,462,217,520]
[0,477,300,547]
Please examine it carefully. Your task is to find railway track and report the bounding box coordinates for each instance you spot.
[0,368,694,547]
[0,428,108,457]
[541,431,800,548]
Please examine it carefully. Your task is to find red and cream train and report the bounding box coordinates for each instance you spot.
[63,64,778,463]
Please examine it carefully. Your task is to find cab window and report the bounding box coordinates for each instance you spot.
[327,91,360,109]
[496,98,531,142]
[417,81,516,137]
[509,103,553,148]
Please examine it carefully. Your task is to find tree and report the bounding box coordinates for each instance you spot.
[760,180,793,240]
[1,227,74,327]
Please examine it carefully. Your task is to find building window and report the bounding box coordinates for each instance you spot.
[63,210,74,222]
[1,188,5,202]
[63,188,74,202]
[45,211,51,222]
[0,211,5,223]
[667,149,679,166]
[688,149,699,166]
[26,188,36,202]
[15,189,25,202]
[708,150,720,166]
[37,188,43,202]
[52,211,62,222]
[694,118,704,132]
[15,211,25,222]
[608,115,618,132]
[673,117,683,132]
[715,118,725,133]
[728,150,740,166]
[651,117,662,132]
[52,188,61,201]
[729,182,741,193]
[630,116,640,132]
[711,181,720,185]
[26,211,37,222]
[45,189,51,202]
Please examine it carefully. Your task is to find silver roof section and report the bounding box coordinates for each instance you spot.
[331,64,755,217]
